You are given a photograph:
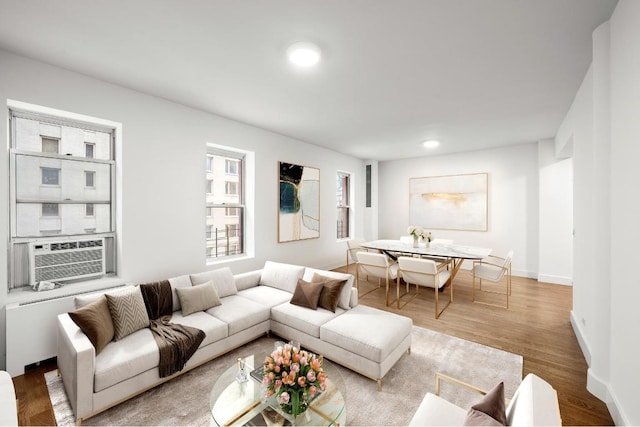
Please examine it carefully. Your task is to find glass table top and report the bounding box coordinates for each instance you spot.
[209,341,346,426]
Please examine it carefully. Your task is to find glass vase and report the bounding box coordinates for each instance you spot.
[412,235,419,248]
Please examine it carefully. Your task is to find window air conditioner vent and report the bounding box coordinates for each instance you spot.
[29,238,106,287]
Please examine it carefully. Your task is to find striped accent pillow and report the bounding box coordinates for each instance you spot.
[106,286,150,340]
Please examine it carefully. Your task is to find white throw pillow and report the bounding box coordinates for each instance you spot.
[168,275,193,312]
[190,267,237,298]
[302,268,354,310]
[259,261,306,294]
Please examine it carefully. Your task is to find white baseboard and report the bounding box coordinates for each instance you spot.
[570,310,591,365]
[606,381,630,426]
[537,274,573,286]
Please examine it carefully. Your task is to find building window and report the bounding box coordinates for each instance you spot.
[225,159,239,175]
[41,167,60,186]
[42,203,59,217]
[225,181,238,195]
[85,171,96,188]
[206,145,245,260]
[8,103,118,290]
[85,142,95,158]
[41,137,59,153]
[337,172,351,239]
[207,179,213,194]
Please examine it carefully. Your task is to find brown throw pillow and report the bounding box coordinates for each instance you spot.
[68,295,114,355]
[290,279,325,310]
[463,382,507,426]
[315,277,347,313]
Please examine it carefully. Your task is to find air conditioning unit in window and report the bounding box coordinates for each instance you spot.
[29,238,106,288]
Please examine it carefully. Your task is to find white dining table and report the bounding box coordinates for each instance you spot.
[360,239,492,286]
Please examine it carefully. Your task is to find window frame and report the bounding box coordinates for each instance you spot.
[8,102,119,291]
[206,145,246,261]
[336,171,352,240]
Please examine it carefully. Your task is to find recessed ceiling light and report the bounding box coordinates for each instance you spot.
[287,42,321,67]
[422,140,440,149]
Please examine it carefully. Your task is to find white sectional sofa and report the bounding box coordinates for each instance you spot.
[57,261,413,422]
[0,370,18,426]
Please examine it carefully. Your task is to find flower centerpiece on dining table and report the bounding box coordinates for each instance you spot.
[263,343,327,418]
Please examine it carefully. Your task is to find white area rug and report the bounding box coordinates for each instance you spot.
[46,326,522,426]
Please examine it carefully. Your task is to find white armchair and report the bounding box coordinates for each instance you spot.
[397,257,452,318]
[345,238,367,275]
[0,371,18,426]
[472,250,513,309]
[356,251,398,305]
[409,372,561,426]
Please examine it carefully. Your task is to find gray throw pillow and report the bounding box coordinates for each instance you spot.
[105,286,150,341]
[176,280,221,316]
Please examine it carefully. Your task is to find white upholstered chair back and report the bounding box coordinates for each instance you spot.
[472,249,514,309]
[357,252,397,279]
[397,257,450,289]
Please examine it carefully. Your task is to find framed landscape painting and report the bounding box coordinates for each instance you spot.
[409,173,488,231]
[278,161,320,242]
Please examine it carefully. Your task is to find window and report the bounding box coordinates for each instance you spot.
[206,145,245,260]
[337,172,351,239]
[8,103,118,290]
[41,167,60,185]
[225,159,238,175]
[85,142,95,158]
[42,203,59,217]
[207,179,213,194]
[85,170,95,188]
[225,181,238,195]
[41,137,59,153]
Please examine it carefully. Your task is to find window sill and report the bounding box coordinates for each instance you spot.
[206,253,253,266]
[7,275,127,306]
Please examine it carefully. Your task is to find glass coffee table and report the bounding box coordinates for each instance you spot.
[209,343,346,426]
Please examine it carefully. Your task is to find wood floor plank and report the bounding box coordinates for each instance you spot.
[12,267,613,426]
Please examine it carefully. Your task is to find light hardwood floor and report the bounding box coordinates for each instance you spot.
[12,267,613,425]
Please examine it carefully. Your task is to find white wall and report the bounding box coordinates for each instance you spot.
[609,1,640,424]
[0,49,365,370]
[556,1,640,423]
[538,140,573,286]
[378,143,540,277]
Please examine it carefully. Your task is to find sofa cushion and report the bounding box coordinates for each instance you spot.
[168,275,192,312]
[260,261,305,293]
[290,279,325,310]
[190,267,237,298]
[68,295,114,355]
[105,286,150,340]
[320,305,412,363]
[0,371,18,426]
[464,382,506,426]
[271,302,345,338]
[94,328,159,392]
[206,295,270,335]
[170,311,228,347]
[176,281,221,316]
[237,285,293,308]
[304,269,354,310]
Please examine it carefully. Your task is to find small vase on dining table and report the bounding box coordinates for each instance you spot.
[413,235,419,248]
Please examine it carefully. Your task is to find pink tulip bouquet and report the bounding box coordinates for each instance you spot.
[263,343,327,417]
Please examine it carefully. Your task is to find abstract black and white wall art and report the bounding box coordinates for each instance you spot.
[278,161,320,242]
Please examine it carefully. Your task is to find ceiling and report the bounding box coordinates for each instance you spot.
[0,0,617,161]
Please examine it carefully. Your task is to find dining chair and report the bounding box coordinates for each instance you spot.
[345,238,367,276]
[356,252,398,305]
[471,250,513,309]
[396,256,453,318]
